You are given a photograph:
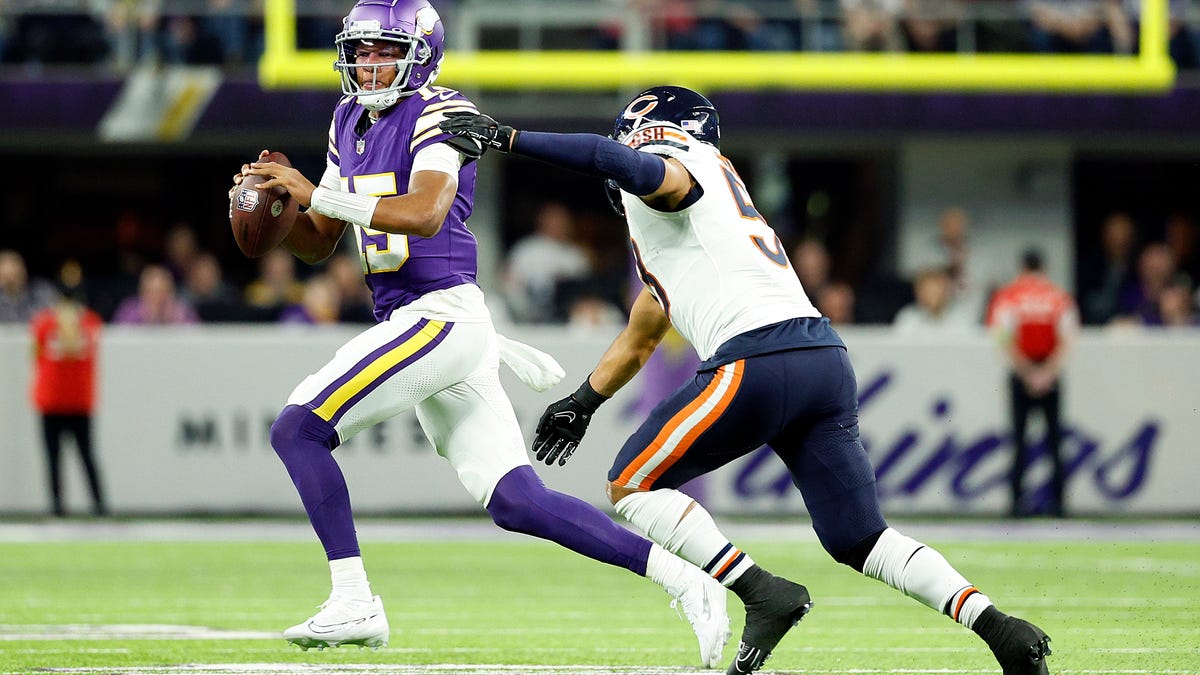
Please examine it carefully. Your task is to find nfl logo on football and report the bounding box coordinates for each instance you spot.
[236,188,260,212]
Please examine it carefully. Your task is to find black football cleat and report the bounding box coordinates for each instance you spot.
[976,608,1052,675]
[726,577,812,674]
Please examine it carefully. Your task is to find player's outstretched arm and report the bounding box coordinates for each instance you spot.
[531,287,672,467]
[590,286,673,395]
[438,112,694,208]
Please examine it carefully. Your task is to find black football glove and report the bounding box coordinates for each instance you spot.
[442,135,485,162]
[533,378,610,466]
[438,111,515,153]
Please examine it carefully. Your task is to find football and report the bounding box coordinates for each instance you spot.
[229,151,298,258]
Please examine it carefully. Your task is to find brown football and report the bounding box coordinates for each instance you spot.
[229,151,298,258]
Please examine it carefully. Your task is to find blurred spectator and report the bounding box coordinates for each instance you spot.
[101,0,156,68]
[892,266,975,333]
[1124,0,1200,68]
[164,222,201,284]
[0,249,58,323]
[1079,210,1138,325]
[325,253,375,323]
[6,6,111,67]
[1163,211,1199,285]
[902,0,963,51]
[840,0,905,51]
[792,237,832,299]
[1117,241,1177,323]
[792,0,846,51]
[598,0,702,50]
[565,292,627,335]
[923,206,995,323]
[55,258,92,310]
[160,13,199,64]
[719,1,798,50]
[112,264,199,325]
[1152,279,1200,327]
[201,0,251,66]
[244,248,305,317]
[817,280,856,324]
[29,285,106,517]
[986,248,1078,518]
[181,252,244,321]
[1028,0,1133,54]
[279,274,341,325]
[503,201,593,323]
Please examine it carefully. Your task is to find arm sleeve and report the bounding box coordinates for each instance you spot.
[319,156,342,191]
[511,131,666,196]
[411,141,464,179]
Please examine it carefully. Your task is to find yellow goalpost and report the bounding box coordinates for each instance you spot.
[258,0,1174,93]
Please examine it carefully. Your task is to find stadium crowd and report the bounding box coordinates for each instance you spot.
[1,0,1197,69]
[2,198,1198,331]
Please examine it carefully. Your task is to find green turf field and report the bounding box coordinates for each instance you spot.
[0,522,1197,674]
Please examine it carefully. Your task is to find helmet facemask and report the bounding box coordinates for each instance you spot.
[335,22,433,111]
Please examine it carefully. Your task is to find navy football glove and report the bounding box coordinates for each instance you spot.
[439,111,515,153]
[533,379,609,466]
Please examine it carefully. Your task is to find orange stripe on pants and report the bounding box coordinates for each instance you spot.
[615,361,744,489]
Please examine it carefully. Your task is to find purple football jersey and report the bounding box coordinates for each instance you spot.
[329,87,481,322]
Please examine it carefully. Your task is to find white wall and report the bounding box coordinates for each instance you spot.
[897,138,1074,295]
[2,324,1197,516]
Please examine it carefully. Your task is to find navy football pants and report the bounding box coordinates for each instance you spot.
[608,346,888,560]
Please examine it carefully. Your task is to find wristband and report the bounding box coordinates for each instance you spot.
[572,377,610,413]
[309,186,380,229]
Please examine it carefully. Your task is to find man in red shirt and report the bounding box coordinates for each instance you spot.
[30,288,107,517]
[986,249,1079,518]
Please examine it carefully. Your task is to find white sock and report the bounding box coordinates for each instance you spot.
[861,528,993,629]
[616,489,755,586]
[645,542,688,592]
[330,556,373,602]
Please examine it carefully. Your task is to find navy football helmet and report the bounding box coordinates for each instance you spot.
[334,0,445,111]
[605,85,720,215]
[610,85,721,149]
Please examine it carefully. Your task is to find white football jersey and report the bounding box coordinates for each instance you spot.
[619,122,821,361]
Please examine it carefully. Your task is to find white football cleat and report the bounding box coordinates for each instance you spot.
[667,566,733,668]
[284,594,389,650]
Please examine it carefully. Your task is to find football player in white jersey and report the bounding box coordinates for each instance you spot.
[441,86,1053,675]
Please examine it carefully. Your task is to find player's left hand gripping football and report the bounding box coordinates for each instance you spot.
[439,112,515,153]
[532,379,609,466]
[244,150,317,207]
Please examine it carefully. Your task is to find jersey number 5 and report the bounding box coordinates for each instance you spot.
[347,173,408,274]
[357,227,409,274]
[719,156,762,222]
[718,157,788,268]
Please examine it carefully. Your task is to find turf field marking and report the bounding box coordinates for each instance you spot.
[21,662,1200,667]
[0,624,278,641]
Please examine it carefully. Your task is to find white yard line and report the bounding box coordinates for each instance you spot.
[13,666,1200,675]
[0,518,1197,544]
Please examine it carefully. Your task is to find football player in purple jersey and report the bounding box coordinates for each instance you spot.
[441,86,1054,675]
[232,0,730,663]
